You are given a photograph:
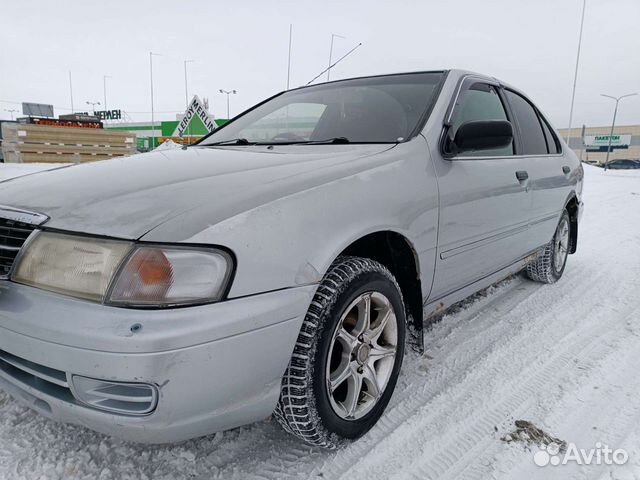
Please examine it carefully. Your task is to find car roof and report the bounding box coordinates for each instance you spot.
[285,69,450,93]
[287,68,525,96]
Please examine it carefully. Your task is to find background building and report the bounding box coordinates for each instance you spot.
[105,96,227,151]
[106,117,227,152]
[558,124,640,165]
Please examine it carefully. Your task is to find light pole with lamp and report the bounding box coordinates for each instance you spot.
[219,89,236,120]
[4,109,18,120]
[327,33,345,81]
[86,101,101,114]
[600,93,637,171]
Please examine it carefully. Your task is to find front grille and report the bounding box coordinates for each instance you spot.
[0,349,75,403]
[0,218,35,277]
[0,349,158,416]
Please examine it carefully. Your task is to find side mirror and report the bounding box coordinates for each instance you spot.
[451,120,513,155]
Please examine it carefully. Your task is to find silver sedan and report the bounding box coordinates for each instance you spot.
[0,69,583,447]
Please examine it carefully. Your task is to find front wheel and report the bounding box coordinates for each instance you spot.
[526,210,571,284]
[274,256,406,448]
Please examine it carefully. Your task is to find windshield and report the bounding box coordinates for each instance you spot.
[200,72,444,145]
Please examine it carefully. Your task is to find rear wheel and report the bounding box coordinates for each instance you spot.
[526,210,571,284]
[275,256,406,448]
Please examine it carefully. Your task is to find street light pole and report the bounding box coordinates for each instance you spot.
[5,109,18,120]
[566,0,587,145]
[601,93,637,171]
[184,60,194,107]
[86,100,101,114]
[103,75,111,112]
[183,60,194,144]
[287,24,293,89]
[327,33,345,81]
[219,89,237,119]
[149,52,161,150]
[68,71,75,112]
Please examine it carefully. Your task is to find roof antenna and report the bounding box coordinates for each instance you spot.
[306,42,363,86]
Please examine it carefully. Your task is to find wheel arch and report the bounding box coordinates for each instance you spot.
[337,230,424,352]
[563,193,579,254]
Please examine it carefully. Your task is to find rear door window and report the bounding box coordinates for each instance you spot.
[504,90,548,155]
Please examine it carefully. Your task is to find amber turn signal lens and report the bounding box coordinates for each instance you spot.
[129,248,173,286]
[107,246,233,306]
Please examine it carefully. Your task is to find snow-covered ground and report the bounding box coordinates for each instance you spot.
[0,164,639,480]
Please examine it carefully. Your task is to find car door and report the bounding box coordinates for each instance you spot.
[502,89,574,251]
[428,78,533,300]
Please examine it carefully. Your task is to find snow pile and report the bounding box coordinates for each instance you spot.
[0,164,639,479]
[155,139,182,150]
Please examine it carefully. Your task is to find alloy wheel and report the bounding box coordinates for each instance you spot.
[554,217,570,272]
[326,291,398,420]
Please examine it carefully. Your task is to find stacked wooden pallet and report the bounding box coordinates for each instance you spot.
[1,122,137,163]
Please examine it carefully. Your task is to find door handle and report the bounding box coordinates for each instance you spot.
[562,165,571,174]
[515,170,529,182]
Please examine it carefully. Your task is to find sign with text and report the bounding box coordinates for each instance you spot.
[177,96,216,136]
[78,110,123,120]
[584,134,631,151]
[94,109,122,120]
[60,113,100,122]
[584,134,631,147]
[27,117,102,129]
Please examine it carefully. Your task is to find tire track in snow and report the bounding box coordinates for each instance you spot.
[395,306,640,480]
[490,308,640,480]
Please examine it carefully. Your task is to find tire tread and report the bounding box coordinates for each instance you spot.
[274,256,401,448]
[526,210,570,284]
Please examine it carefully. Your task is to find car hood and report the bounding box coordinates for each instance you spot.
[0,144,394,239]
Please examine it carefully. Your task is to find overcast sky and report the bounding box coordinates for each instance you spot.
[1,0,638,128]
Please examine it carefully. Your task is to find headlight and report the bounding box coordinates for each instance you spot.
[106,245,233,307]
[13,231,234,307]
[13,231,132,301]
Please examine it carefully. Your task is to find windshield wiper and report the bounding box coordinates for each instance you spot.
[301,137,351,145]
[205,138,254,146]
[257,137,351,146]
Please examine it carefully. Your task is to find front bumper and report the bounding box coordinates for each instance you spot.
[0,281,315,443]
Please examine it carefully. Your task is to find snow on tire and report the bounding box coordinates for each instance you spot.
[274,256,406,448]
[526,210,571,284]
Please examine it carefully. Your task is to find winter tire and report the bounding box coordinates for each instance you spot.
[526,210,571,284]
[275,256,406,448]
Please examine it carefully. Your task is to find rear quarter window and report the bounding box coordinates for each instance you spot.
[539,115,560,154]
